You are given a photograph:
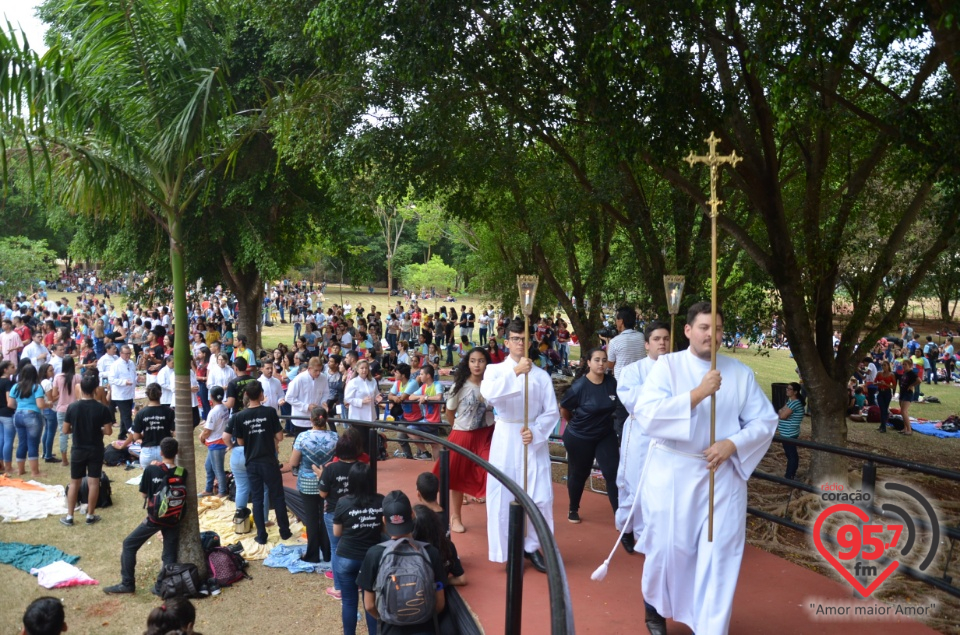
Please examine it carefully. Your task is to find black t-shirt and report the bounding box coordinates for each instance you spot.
[357,541,446,635]
[333,494,385,560]
[226,374,257,415]
[226,405,281,465]
[132,405,176,447]
[319,460,354,513]
[0,378,14,417]
[559,375,620,440]
[899,369,918,393]
[465,312,475,328]
[65,399,115,450]
[444,321,455,339]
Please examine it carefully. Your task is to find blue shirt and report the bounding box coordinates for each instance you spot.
[11,384,44,413]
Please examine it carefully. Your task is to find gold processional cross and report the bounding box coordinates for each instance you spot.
[684,131,741,542]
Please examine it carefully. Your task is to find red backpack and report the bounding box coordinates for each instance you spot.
[145,464,186,527]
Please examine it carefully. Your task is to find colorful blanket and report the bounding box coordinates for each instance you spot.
[0,542,80,572]
[0,481,68,522]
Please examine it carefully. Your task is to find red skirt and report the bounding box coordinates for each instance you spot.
[432,426,495,499]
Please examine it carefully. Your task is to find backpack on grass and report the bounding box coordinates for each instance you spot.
[77,473,112,508]
[207,546,250,587]
[155,563,203,599]
[144,464,186,526]
[374,538,438,629]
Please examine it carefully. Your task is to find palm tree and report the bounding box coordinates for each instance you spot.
[1,0,264,572]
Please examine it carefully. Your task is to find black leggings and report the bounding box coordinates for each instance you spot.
[562,428,620,513]
[301,492,331,562]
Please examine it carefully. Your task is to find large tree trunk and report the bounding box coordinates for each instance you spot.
[235,287,265,353]
[219,256,265,353]
[806,374,851,485]
[168,215,207,576]
[941,293,951,322]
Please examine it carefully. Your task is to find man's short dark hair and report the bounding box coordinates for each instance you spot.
[506,318,525,336]
[237,334,248,345]
[644,320,670,340]
[80,373,99,396]
[395,363,411,380]
[419,363,436,380]
[145,382,162,402]
[615,306,636,330]
[416,472,439,502]
[160,436,179,459]
[22,597,64,635]
[686,301,724,326]
[234,357,248,372]
[244,380,263,400]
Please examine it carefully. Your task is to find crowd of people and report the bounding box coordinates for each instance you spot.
[21,595,201,635]
[1,280,799,635]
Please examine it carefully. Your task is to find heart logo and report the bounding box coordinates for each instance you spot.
[813,503,899,597]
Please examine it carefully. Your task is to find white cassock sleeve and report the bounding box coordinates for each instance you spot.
[724,368,777,480]
[635,356,700,443]
[617,360,644,416]
[531,373,560,449]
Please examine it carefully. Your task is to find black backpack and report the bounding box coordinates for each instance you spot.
[77,473,112,508]
[928,343,939,359]
[155,563,203,599]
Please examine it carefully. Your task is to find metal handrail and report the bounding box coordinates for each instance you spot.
[323,416,575,635]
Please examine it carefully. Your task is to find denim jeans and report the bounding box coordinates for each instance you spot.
[14,410,43,461]
[204,446,227,494]
[479,327,488,346]
[197,381,210,420]
[41,409,58,459]
[783,438,799,480]
[121,519,179,588]
[230,447,269,511]
[57,411,70,456]
[140,445,162,469]
[247,459,290,543]
[335,555,378,635]
[324,511,340,590]
[0,416,14,464]
[293,321,302,342]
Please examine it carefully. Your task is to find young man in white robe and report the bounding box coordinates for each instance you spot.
[634,302,776,635]
[480,318,559,573]
[614,320,669,555]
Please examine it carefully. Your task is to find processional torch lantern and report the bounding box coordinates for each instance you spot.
[517,275,539,493]
[663,275,685,353]
[685,131,741,543]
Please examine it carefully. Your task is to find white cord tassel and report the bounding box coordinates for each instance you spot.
[591,484,643,581]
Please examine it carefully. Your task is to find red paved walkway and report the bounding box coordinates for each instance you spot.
[290,456,940,634]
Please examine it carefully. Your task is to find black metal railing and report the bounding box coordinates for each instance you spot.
[754,435,960,598]
[282,414,575,635]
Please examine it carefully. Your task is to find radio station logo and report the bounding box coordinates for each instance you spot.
[813,481,939,598]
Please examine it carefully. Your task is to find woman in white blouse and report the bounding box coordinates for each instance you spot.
[343,359,381,421]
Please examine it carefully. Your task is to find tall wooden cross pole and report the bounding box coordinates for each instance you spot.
[685,131,741,542]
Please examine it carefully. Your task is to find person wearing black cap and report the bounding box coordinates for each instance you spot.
[358,490,446,635]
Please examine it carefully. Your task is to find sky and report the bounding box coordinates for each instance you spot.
[3,0,49,54]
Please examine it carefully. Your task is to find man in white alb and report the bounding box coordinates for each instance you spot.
[480,319,558,573]
[258,363,283,413]
[634,302,776,635]
[284,357,328,437]
[613,319,669,555]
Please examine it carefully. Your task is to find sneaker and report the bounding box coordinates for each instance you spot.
[104,583,135,594]
[568,511,581,524]
[324,570,334,580]
[415,451,433,461]
[60,516,74,526]
[325,587,342,600]
[86,515,101,525]
[393,449,412,459]
[44,457,60,463]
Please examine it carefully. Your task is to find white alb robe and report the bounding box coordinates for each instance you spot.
[614,355,655,535]
[480,357,558,561]
[635,350,776,635]
[344,376,379,421]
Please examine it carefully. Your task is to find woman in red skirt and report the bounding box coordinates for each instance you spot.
[433,347,494,533]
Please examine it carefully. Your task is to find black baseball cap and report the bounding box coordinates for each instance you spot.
[383,490,414,537]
